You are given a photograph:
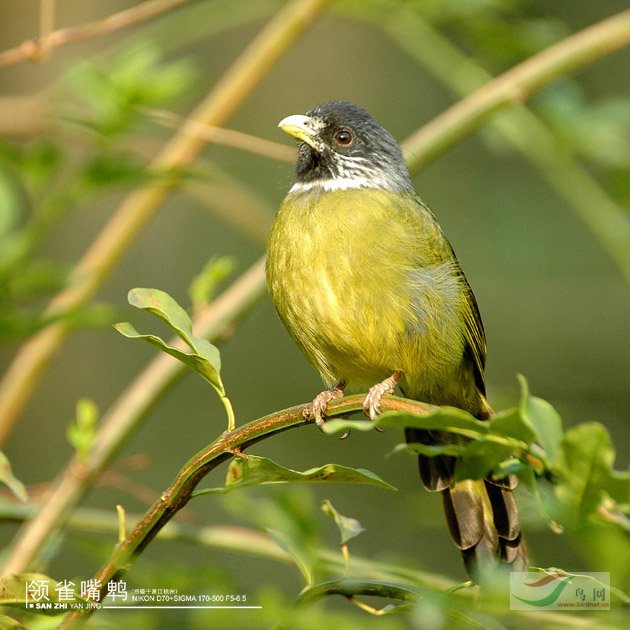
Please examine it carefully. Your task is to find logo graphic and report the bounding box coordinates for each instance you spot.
[510,571,610,610]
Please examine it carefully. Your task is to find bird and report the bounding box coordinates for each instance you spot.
[266,100,528,577]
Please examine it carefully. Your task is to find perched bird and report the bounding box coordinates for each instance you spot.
[266,100,528,576]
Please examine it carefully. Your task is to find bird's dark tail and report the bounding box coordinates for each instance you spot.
[406,429,528,579]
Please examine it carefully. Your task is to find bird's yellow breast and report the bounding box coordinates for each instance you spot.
[266,188,466,395]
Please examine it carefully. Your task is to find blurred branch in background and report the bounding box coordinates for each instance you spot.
[145,107,295,162]
[37,0,56,61]
[0,0,199,68]
[344,2,630,280]
[0,0,327,445]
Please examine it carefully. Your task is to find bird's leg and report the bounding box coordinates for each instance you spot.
[363,371,403,421]
[307,381,346,430]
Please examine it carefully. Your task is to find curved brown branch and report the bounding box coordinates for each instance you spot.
[59,394,433,627]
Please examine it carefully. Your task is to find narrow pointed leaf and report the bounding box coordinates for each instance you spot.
[377,407,488,435]
[321,418,376,435]
[225,455,396,491]
[404,442,466,457]
[193,455,396,496]
[321,499,365,544]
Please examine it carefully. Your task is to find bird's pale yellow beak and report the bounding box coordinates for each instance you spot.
[278,114,320,150]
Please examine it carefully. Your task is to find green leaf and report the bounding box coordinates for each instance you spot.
[321,499,365,544]
[321,418,376,435]
[114,321,224,396]
[553,422,624,522]
[116,287,233,427]
[6,259,69,299]
[127,287,194,345]
[0,451,27,503]
[488,407,536,445]
[404,442,466,457]
[66,398,98,461]
[267,528,314,585]
[193,454,396,495]
[454,440,515,481]
[126,288,223,382]
[518,374,563,463]
[188,255,234,307]
[377,406,488,434]
[81,153,152,188]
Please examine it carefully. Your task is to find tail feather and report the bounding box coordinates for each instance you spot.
[408,426,529,578]
[442,480,488,550]
[413,429,456,492]
[443,478,528,577]
[419,454,455,492]
[484,478,521,540]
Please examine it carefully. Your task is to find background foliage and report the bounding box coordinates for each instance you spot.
[0,0,628,628]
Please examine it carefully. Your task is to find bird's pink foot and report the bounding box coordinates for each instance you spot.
[306,381,346,429]
[363,371,403,420]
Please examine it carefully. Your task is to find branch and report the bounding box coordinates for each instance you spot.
[0,0,199,68]
[399,9,630,168]
[0,0,327,444]
[59,394,433,627]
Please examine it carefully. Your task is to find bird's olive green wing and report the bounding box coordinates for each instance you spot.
[411,196,487,398]
[459,270,487,398]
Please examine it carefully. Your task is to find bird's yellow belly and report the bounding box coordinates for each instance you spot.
[267,189,466,394]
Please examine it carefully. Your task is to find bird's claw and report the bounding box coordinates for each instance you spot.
[306,382,346,431]
[362,371,403,422]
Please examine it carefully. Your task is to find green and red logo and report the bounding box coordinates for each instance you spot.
[510,571,610,610]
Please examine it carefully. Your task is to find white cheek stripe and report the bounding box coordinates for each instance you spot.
[289,177,375,193]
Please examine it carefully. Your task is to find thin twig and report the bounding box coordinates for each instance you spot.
[145,108,295,162]
[0,0,199,67]
[0,0,327,445]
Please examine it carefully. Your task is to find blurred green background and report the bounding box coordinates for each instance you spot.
[0,0,628,627]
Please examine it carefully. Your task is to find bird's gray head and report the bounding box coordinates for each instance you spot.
[278,100,413,194]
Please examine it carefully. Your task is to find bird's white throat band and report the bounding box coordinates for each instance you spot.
[289,177,378,194]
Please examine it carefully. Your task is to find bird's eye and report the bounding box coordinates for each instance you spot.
[334,130,353,145]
